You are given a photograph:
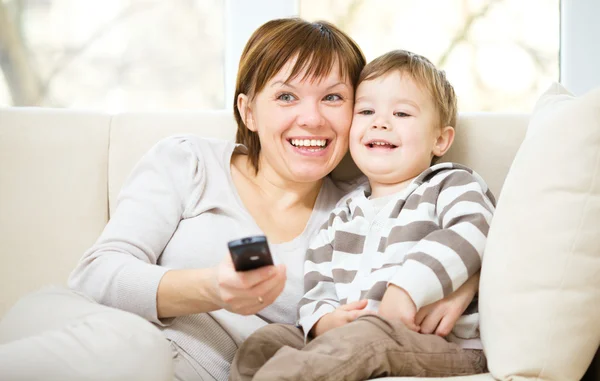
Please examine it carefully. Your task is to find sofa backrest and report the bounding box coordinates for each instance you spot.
[0,107,529,316]
[0,108,111,314]
[108,111,529,214]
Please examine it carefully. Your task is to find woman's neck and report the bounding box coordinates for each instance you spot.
[234,154,323,211]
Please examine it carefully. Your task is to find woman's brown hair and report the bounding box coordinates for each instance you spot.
[234,18,366,173]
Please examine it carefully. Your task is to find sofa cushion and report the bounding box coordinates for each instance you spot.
[108,110,237,216]
[0,108,111,316]
[479,83,600,380]
[440,113,528,198]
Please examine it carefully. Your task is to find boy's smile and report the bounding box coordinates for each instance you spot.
[364,138,398,150]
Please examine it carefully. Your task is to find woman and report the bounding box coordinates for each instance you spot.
[0,18,479,381]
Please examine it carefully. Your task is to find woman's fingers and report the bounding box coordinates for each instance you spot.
[414,305,428,326]
[403,319,421,332]
[416,305,444,335]
[216,258,284,312]
[418,315,440,335]
[219,253,278,288]
[248,264,287,299]
[231,265,278,289]
[435,307,462,337]
[257,272,286,305]
[234,266,287,315]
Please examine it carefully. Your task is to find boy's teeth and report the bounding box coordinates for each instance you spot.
[371,141,393,146]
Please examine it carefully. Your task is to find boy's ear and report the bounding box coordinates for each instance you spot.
[237,93,256,132]
[432,126,455,157]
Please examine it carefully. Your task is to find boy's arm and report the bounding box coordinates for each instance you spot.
[297,216,340,339]
[389,170,495,310]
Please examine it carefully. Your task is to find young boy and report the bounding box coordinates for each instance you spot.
[230,50,495,381]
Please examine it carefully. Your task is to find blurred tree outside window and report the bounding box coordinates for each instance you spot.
[300,0,559,112]
[0,0,559,112]
[0,0,224,111]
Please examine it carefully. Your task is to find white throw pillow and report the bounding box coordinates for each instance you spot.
[479,83,600,380]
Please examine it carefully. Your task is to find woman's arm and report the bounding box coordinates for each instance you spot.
[70,136,287,323]
[69,137,207,324]
[157,258,286,318]
[157,268,221,318]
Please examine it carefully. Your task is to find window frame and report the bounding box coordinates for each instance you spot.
[560,0,600,95]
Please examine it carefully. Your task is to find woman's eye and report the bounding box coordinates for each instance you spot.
[394,112,410,117]
[358,110,374,115]
[324,94,342,102]
[277,93,296,102]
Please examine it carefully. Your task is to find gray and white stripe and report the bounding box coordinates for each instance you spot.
[297,163,495,347]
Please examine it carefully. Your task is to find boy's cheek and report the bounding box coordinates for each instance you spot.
[348,121,363,143]
[348,134,362,158]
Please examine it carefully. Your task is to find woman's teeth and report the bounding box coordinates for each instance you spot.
[290,139,327,150]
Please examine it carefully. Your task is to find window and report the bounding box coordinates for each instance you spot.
[0,0,571,112]
[299,0,560,112]
[0,0,224,111]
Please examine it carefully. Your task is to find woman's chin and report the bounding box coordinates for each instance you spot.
[287,162,336,183]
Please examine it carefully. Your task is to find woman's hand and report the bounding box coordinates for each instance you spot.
[312,300,376,337]
[415,272,480,337]
[212,255,287,316]
[378,285,420,332]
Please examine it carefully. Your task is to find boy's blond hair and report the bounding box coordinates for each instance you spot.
[358,50,457,131]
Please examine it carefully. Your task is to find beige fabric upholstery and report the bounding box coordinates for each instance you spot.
[441,113,529,198]
[0,108,110,315]
[1,104,595,381]
[108,110,237,216]
[107,111,529,216]
[382,375,494,381]
[0,286,173,381]
[480,84,600,380]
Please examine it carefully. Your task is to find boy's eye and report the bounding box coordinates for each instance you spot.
[277,93,297,102]
[323,94,342,102]
[358,110,374,115]
[394,112,410,117]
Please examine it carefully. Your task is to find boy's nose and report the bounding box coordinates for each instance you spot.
[371,123,389,130]
[371,115,390,130]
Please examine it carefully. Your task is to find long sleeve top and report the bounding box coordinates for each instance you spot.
[297,163,496,349]
[68,135,358,380]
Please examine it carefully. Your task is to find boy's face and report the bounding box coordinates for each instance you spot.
[349,71,443,186]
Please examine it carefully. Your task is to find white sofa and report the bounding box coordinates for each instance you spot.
[0,106,597,380]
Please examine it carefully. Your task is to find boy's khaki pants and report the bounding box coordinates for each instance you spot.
[230,315,486,381]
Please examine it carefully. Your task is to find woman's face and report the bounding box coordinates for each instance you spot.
[240,60,354,183]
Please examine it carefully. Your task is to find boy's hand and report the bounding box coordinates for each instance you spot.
[378,284,420,332]
[415,272,479,337]
[311,300,375,337]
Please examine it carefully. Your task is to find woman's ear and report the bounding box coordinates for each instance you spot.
[237,93,256,132]
[432,126,455,157]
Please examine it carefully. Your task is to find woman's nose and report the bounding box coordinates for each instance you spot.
[297,102,324,128]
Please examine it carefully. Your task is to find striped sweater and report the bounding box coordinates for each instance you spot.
[297,163,496,349]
